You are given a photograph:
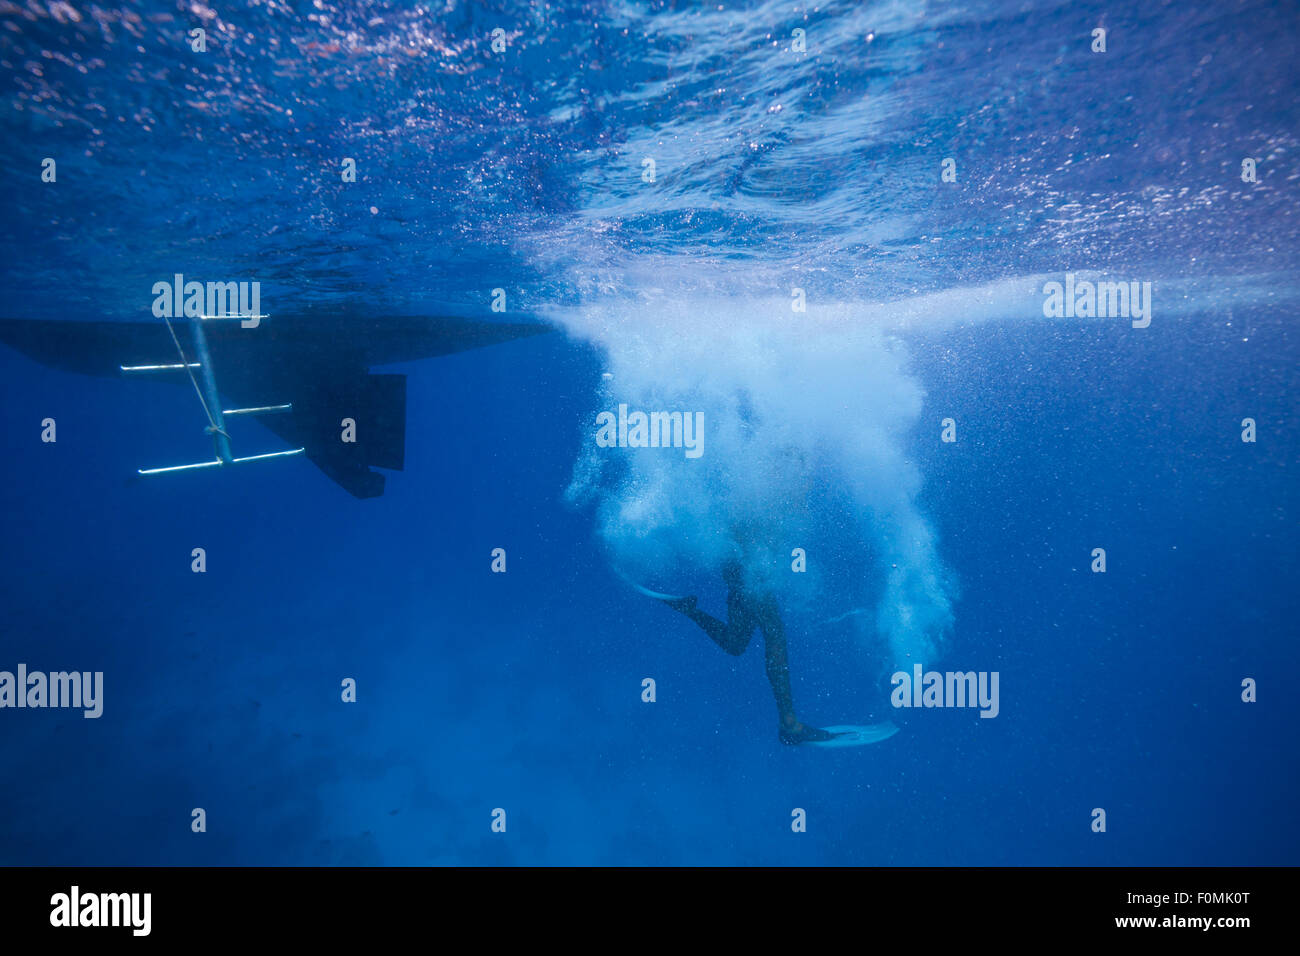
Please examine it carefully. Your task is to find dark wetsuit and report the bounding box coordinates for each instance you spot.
[665,562,835,744]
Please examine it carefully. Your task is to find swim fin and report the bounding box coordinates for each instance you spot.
[806,723,900,748]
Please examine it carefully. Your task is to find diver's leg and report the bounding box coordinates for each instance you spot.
[755,599,838,744]
[756,602,797,726]
[663,588,756,656]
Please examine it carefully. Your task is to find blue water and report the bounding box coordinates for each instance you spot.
[1,0,1297,865]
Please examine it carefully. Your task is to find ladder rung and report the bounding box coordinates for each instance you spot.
[121,362,201,373]
[230,448,305,464]
[138,459,221,475]
[138,447,305,476]
[222,404,292,417]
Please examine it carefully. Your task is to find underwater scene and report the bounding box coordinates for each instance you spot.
[0,0,1297,867]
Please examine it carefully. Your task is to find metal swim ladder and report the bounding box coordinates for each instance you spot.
[122,312,304,476]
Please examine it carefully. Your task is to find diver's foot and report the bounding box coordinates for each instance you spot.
[661,594,698,614]
[779,721,840,745]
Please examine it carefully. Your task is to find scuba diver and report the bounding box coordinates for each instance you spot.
[658,558,842,745]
